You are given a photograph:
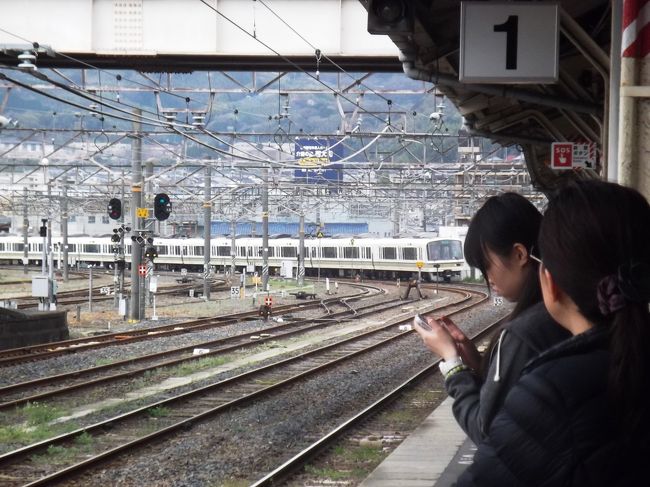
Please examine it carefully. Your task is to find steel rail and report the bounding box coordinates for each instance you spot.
[251,313,505,486]
[1,289,486,485]
[0,284,379,365]
[0,295,420,409]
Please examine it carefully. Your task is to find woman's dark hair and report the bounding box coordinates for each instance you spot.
[539,179,650,434]
[464,192,543,375]
[465,192,543,317]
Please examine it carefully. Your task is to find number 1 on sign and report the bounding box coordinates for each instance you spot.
[493,15,518,70]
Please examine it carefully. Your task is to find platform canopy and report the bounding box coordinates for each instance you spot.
[358,0,614,192]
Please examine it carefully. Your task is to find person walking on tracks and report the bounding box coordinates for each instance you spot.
[413,193,568,443]
[457,180,650,486]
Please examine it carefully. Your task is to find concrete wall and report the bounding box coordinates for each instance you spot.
[0,308,69,351]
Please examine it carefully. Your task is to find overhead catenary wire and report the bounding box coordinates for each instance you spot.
[0,70,275,163]
[0,21,426,168]
[0,27,198,105]
[256,0,436,124]
[197,0,402,131]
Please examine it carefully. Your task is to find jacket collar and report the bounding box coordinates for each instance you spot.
[523,325,609,373]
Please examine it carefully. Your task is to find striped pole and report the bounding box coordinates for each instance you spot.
[619,0,650,190]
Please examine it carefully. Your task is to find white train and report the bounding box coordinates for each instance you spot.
[0,234,465,281]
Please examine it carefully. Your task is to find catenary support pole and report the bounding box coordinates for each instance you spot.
[62,182,68,282]
[22,187,28,275]
[262,164,269,291]
[203,165,211,300]
[130,109,143,321]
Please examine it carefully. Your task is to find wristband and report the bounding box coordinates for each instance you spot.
[443,364,469,380]
[439,356,463,376]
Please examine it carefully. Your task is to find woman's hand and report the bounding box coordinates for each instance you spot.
[413,315,458,360]
[439,316,482,371]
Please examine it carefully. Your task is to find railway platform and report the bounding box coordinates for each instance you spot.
[360,397,473,487]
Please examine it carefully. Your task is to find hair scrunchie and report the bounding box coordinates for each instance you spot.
[597,262,650,316]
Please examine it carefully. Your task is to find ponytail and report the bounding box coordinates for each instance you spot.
[539,180,650,437]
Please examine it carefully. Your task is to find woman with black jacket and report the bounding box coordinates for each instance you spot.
[456,180,650,486]
[414,193,569,443]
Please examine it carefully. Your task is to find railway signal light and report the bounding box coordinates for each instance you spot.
[108,198,122,220]
[111,229,120,243]
[39,225,47,237]
[144,246,158,261]
[154,193,172,221]
[131,234,145,246]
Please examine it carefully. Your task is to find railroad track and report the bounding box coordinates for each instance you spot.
[0,283,379,366]
[0,286,487,486]
[0,285,476,410]
[0,294,425,410]
[10,278,227,309]
[252,312,503,486]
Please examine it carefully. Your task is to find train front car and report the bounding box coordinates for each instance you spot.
[425,238,464,281]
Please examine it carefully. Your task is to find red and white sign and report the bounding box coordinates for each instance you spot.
[551,142,597,170]
[264,296,273,306]
[138,264,147,277]
[551,143,573,169]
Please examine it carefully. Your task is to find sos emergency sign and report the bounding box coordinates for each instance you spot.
[551,142,597,170]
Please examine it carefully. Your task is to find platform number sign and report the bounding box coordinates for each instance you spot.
[230,286,240,299]
[460,2,559,83]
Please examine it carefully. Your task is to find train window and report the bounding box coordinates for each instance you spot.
[309,246,316,258]
[402,248,417,260]
[14,243,24,251]
[68,244,76,252]
[382,247,397,259]
[194,246,204,256]
[88,216,95,224]
[158,246,168,255]
[0,243,4,251]
[322,247,337,258]
[427,240,463,261]
[247,246,253,256]
[126,244,132,255]
[343,247,359,259]
[85,244,100,253]
[268,247,275,257]
[281,246,297,258]
[216,246,230,256]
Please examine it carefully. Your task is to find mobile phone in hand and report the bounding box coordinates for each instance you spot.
[414,314,432,331]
